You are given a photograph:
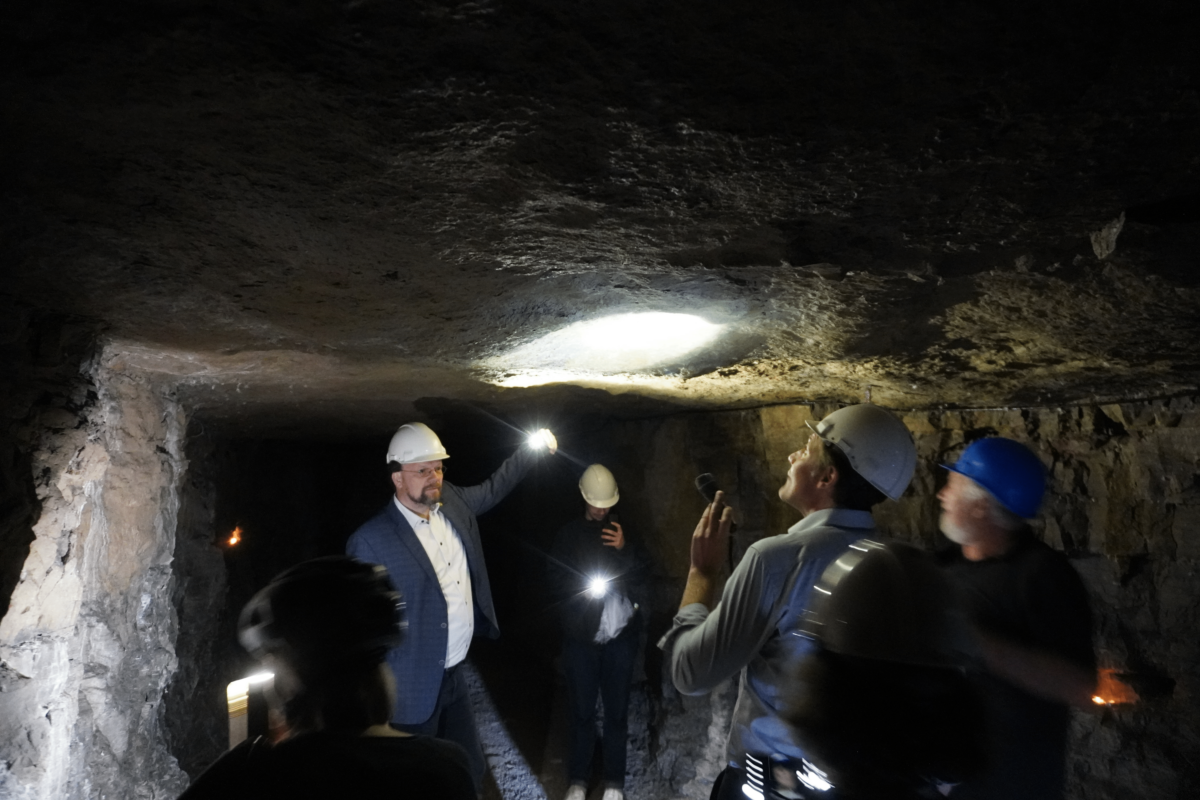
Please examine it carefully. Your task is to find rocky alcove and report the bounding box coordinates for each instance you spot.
[2,1,1199,798]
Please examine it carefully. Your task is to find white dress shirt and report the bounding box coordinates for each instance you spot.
[394,497,474,667]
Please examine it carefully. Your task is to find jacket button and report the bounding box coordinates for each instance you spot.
[441,623,447,628]
[438,659,445,666]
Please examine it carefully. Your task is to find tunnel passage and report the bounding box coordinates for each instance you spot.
[2,339,1200,800]
[166,405,707,800]
[3,2,1200,797]
[155,396,1200,800]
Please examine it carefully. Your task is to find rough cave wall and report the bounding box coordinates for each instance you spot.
[163,431,229,781]
[603,399,1198,800]
[0,339,190,800]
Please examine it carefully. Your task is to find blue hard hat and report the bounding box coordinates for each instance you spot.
[942,437,1046,518]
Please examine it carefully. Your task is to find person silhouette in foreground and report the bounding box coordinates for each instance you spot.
[781,539,986,799]
[178,556,475,800]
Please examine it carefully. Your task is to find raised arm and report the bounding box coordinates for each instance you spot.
[661,493,775,696]
[662,545,776,695]
[456,440,550,516]
[679,492,734,610]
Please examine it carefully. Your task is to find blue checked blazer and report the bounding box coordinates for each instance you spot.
[346,446,536,724]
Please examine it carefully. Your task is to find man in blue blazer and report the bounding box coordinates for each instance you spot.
[346,422,556,792]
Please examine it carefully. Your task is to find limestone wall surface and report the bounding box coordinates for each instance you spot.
[603,399,1198,800]
[0,334,190,800]
[2,330,1196,800]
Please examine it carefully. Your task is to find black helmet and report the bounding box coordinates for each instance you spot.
[788,542,985,793]
[801,539,967,667]
[238,556,405,685]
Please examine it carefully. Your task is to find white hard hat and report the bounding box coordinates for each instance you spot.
[579,464,619,508]
[386,423,450,465]
[806,404,916,501]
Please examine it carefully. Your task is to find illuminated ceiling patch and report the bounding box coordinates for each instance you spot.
[488,312,723,376]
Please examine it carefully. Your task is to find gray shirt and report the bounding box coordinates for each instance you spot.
[659,507,877,766]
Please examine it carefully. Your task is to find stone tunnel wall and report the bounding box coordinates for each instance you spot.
[604,399,1198,800]
[0,330,190,800]
[2,340,1197,800]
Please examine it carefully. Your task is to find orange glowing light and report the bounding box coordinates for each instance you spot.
[1092,668,1140,706]
[227,526,242,547]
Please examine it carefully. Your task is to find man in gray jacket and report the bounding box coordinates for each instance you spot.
[659,404,917,800]
[346,422,556,792]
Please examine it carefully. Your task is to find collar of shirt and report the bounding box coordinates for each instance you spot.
[787,506,877,535]
[393,496,444,529]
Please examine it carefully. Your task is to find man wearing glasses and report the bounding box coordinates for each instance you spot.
[347,422,556,794]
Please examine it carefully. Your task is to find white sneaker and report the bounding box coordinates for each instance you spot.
[564,785,587,800]
[601,789,624,800]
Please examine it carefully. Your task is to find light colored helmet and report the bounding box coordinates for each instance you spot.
[806,404,916,501]
[385,422,450,465]
[579,464,619,508]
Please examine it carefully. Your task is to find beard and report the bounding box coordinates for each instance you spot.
[408,486,441,509]
[939,511,975,546]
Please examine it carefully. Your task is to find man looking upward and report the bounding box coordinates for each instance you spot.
[660,404,918,800]
[347,422,556,793]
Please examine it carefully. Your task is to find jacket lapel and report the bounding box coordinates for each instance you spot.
[386,501,439,586]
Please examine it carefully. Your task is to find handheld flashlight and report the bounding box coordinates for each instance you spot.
[227,671,274,748]
[527,428,556,451]
[588,576,609,598]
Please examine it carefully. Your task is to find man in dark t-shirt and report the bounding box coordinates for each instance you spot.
[936,438,1096,800]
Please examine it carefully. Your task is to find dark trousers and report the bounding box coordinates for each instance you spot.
[562,620,640,789]
[394,664,485,793]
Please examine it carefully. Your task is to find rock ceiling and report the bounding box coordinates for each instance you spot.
[3,1,1198,434]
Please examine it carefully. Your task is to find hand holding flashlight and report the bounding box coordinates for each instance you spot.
[690,490,733,579]
[527,428,558,454]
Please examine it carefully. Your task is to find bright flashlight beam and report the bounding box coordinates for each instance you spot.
[588,576,609,598]
[527,428,555,450]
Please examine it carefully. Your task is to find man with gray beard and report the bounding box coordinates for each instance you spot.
[936,437,1095,800]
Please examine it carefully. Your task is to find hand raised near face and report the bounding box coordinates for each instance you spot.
[690,490,733,578]
[601,521,625,550]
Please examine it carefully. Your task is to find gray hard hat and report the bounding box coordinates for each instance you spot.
[806,404,917,501]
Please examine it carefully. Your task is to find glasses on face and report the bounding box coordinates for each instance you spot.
[401,465,445,479]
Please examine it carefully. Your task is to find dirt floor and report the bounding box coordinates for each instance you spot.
[470,618,659,800]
